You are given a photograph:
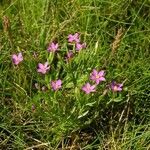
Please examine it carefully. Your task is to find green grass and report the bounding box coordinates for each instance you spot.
[0,0,150,149]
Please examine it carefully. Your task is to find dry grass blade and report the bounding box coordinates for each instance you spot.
[2,16,10,32]
[25,143,49,150]
[111,27,124,54]
[2,15,13,48]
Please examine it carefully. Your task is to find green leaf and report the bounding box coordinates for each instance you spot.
[78,110,89,119]
[86,101,96,106]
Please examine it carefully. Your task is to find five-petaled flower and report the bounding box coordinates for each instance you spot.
[68,33,80,43]
[37,62,50,74]
[90,69,105,84]
[47,42,58,52]
[12,52,23,65]
[82,83,96,94]
[111,81,123,92]
[76,43,86,51]
[51,79,62,91]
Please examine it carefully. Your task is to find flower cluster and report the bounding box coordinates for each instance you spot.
[68,33,86,51]
[82,69,105,94]
[82,69,123,94]
[12,33,123,93]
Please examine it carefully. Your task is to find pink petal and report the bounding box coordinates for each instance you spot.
[117,87,122,91]
[56,79,62,86]
[37,68,42,73]
[68,34,72,38]
[51,42,55,47]
[75,39,80,43]
[55,43,58,48]
[92,69,98,76]
[82,86,87,92]
[118,83,123,87]
[12,54,21,65]
[12,54,17,60]
[95,79,100,84]
[98,70,105,76]
[51,81,55,86]
[85,90,90,94]
[91,85,96,90]
[86,83,91,87]
[99,77,106,81]
[90,75,94,80]
[18,52,23,61]
[51,81,55,88]
[76,43,81,50]
[38,63,44,69]
[74,33,79,38]
[37,69,45,74]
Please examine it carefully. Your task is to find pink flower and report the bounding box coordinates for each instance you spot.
[47,42,58,52]
[51,79,62,91]
[76,43,86,51]
[90,69,105,84]
[37,62,50,74]
[12,52,23,65]
[68,33,80,43]
[82,83,96,94]
[65,50,74,62]
[111,81,123,92]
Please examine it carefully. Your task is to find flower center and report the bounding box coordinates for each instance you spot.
[113,86,118,91]
[87,85,90,90]
[96,75,100,79]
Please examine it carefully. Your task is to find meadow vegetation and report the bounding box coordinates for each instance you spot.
[0,0,150,149]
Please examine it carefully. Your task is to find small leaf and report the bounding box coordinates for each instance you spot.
[86,101,96,106]
[65,82,74,88]
[78,110,89,119]
[113,98,123,102]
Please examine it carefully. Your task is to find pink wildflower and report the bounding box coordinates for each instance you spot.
[65,50,74,62]
[90,69,105,84]
[68,33,80,43]
[111,81,123,92]
[12,52,23,65]
[76,43,86,51]
[82,83,96,94]
[51,79,62,91]
[47,42,58,52]
[37,62,50,74]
